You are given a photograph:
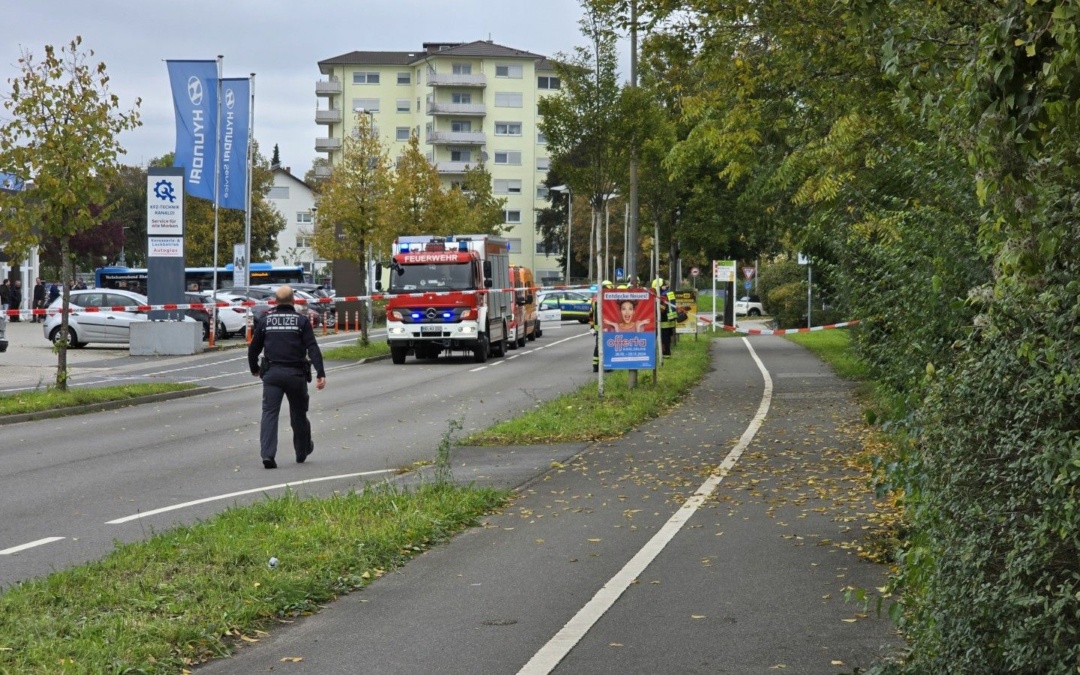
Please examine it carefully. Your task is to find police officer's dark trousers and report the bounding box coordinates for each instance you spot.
[260,365,312,462]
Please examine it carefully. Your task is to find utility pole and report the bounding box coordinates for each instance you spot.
[628,0,640,389]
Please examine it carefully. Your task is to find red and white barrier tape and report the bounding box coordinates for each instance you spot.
[694,313,860,334]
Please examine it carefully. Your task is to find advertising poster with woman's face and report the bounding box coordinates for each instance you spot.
[600,289,657,370]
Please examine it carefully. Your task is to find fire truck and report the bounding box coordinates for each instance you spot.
[378,235,513,364]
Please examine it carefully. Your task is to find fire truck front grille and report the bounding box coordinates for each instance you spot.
[399,306,466,324]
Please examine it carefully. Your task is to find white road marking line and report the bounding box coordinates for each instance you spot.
[106,469,397,524]
[518,337,773,675]
[1,537,65,555]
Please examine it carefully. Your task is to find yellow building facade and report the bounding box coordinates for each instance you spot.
[316,41,563,284]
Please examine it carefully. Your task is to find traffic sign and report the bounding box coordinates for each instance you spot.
[744,281,752,290]
[616,267,624,280]
[690,266,699,277]
[742,266,756,280]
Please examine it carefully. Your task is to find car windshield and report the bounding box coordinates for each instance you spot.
[389,262,473,292]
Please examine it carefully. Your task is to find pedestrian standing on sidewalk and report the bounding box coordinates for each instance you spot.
[9,280,22,322]
[47,281,60,305]
[247,284,326,469]
[0,278,9,316]
[31,278,45,323]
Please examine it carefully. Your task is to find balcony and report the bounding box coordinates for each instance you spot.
[315,79,342,96]
[427,131,486,145]
[427,102,487,117]
[315,137,342,152]
[315,109,342,124]
[434,161,473,175]
[313,164,332,178]
[428,73,487,88]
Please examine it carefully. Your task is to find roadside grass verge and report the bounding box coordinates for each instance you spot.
[322,339,389,361]
[0,481,507,672]
[0,383,198,416]
[465,334,713,445]
[784,329,869,380]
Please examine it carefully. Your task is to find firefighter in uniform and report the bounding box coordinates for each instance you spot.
[248,285,326,469]
[589,280,614,372]
[653,278,677,356]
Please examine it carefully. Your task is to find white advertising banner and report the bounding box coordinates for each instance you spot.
[149,237,184,258]
[146,175,184,236]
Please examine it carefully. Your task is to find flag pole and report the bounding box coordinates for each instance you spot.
[210,54,223,347]
[244,73,254,291]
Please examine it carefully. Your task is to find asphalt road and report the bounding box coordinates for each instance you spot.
[0,320,901,672]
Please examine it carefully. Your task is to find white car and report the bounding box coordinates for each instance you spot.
[43,288,196,347]
[201,292,251,338]
[734,295,765,317]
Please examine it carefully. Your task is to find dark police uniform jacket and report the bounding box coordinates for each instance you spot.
[247,305,326,379]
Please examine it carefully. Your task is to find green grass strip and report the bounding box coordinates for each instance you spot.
[0,383,198,416]
[0,483,507,672]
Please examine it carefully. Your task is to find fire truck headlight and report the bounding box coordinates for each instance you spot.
[388,326,407,335]
[461,308,476,320]
[388,310,403,321]
[459,325,477,334]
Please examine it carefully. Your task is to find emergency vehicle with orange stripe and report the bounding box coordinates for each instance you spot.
[378,235,513,364]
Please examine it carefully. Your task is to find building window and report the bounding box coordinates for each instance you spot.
[536,186,549,199]
[352,71,380,85]
[507,238,523,253]
[416,67,422,80]
[494,179,522,195]
[496,64,523,78]
[297,211,313,224]
[396,99,410,113]
[397,72,411,85]
[494,151,522,165]
[268,186,289,199]
[537,75,561,90]
[451,148,472,162]
[296,235,313,248]
[537,131,547,144]
[495,122,522,136]
[535,241,555,255]
[451,120,472,132]
[352,98,380,113]
[416,97,421,112]
[396,127,411,141]
[494,92,523,108]
[451,92,472,104]
[452,63,473,75]
[504,210,522,224]
[536,157,551,171]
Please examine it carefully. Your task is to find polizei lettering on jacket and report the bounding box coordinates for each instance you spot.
[399,252,470,264]
[266,313,301,332]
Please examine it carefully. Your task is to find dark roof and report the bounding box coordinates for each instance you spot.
[318,40,548,70]
[318,51,420,68]
[272,167,312,191]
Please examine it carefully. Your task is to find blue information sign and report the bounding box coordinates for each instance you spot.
[744,281,753,290]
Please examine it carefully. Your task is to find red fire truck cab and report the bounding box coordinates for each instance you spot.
[378,235,513,364]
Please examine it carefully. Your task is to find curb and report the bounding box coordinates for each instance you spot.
[0,386,217,427]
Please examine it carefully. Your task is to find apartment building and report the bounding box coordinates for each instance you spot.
[315,40,563,284]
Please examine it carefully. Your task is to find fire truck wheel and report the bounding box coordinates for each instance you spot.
[473,334,489,363]
[390,345,408,364]
[517,327,527,348]
[492,322,508,357]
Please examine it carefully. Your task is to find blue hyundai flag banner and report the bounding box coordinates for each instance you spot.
[219,77,250,210]
[166,60,218,202]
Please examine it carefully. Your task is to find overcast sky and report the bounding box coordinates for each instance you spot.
[3,0,599,179]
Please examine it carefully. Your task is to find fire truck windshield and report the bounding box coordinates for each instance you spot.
[390,262,474,292]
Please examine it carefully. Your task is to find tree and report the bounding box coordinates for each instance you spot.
[385,134,450,236]
[0,37,141,389]
[304,157,330,192]
[312,111,392,344]
[271,143,281,169]
[454,161,506,235]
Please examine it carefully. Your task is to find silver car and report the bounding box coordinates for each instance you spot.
[42,288,193,347]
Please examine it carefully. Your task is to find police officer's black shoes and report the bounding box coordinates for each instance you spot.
[263,458,277,469]
[297,440,314,464]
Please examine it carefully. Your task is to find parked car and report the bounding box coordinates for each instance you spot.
[735,295,765,317]
[256,283,336,328]
[42,288,196,347]
[217,288,320,328]
[184,292,212,341]
[196,292,249,339]
[537,291,593,324]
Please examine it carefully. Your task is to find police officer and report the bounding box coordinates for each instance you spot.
[653,278,677,356]
[248,285,326,469]
[589,280,614,372]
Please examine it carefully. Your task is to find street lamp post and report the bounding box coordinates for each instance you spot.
[551,185,572,284]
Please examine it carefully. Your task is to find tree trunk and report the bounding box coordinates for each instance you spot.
[56,236,71,390]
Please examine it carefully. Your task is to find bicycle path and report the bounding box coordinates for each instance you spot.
[199,335,902,674]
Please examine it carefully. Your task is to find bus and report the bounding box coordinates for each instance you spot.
[94,264,305,292]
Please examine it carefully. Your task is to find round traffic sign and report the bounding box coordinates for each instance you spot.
[691,266,699,277]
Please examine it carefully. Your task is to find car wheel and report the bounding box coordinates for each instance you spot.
[390,344,408,364]
[517,326,527,348]
[492,321,508,357]
[532,321,541,339]
[216,320,228,339]
[326,312,336,329]
[749,308,761,317]
[50,326,84,349]
[202,321,211,341]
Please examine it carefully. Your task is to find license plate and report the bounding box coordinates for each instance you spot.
[420,325,442,334]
